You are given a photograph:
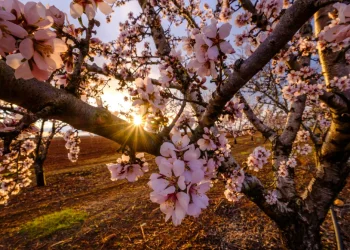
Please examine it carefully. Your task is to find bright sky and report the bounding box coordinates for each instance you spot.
[21,0,143,113]
[21,1,243,109]
[19,0,243,131]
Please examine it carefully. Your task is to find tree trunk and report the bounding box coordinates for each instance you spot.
[34,160,46,187]
[279,221,321,250]
[234,137,237,144]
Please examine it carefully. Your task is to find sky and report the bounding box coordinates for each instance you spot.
[18,0,244,132]
[21,0,243,109]
[21,0,142,113]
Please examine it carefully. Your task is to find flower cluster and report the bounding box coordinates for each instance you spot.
[318,3,350,52]
[224,168,245,202]
[233,0,287,56]
[296,130,310,143]
[21,140,36,155]
[131,77,168,113]
[107,153,148,182]
[246,146,271,172]
[174,111,196,132]
[197,127,232,167]
[264,189,278,205]
[187,19,234,78]
[329,75,350,91]
[223,99,244,122]
[256,0,283,19]
[219,6,233,22]
[0,139,36,205]
[149,129,230,225]
[149,133,209,225]
[296,144,312,155]
[299,38,317,56]
[278,156,297,178]
[63,129,81,163]
[1,1,68,81]
[70,0,116,20]
[235,11,252,28]
[282,67,324,101]
[158,49,183,87]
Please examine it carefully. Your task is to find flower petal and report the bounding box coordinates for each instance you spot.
[33,51,49,71]
[19,38,34,59]
[207,46,219,60]
[218,23,232,39]
[6,53,24,69]
[2,21,28,38]
[220,41,234,54]
[15,61,34,80]
[173,160,185,177]
[70,2,83,19]
[98,1,113,15]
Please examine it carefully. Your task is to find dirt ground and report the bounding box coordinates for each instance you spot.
[0,136,349,249]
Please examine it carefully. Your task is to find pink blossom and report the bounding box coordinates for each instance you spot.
[224,170,245,203]
[171,133,190,151]
[265,190,278,205]
[183,145,204,183]
[197,20,234,61]
[329,75,350,91]
[187,182,210,217]
[148,157,190,225]
[107,154,147,182]
[70,0,116,20]
[234,11,252,28]
[247,146,271,171]
[296,144,312,155]
[46,5,65,27]
[6,29,68,81]
[133,77,167,112]
[187,58,218,78]
[197,134,217,151]
[23,2,53,29]
[21,140,36,155]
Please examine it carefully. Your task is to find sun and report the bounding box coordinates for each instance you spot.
[133,115,143,126]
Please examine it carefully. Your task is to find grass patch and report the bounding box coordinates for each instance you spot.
[20,208,87,239]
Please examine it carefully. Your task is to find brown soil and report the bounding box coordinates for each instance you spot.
[0,136,349,249]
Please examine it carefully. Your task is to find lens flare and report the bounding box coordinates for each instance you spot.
[133,115,143,126]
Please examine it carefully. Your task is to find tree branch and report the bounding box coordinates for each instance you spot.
[0,61,163,155]
[238,92,277,140]
[197,0,330,132]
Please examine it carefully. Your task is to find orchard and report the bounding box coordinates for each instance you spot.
[0,0,350,249]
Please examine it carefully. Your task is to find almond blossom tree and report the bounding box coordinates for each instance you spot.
[0,0,350,249]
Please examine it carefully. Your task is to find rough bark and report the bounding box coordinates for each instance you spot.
[0,61,163,155]
[0,2,347,249]
[279,219,322,250]
[239,92,276,140]
[292,5,350,250]
[197,0,334,131]
[302,4,350,213]
[34,159,46,187]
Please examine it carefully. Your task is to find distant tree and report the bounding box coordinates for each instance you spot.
[0,0,350,249]
[33,120,65,186]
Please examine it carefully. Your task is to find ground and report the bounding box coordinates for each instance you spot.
[0,135,349,249]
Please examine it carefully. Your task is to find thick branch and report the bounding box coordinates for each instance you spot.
[0,61,163,155]
[197,0,331,131]
[238,92,277,140]
[241,174,289,222]
[302,5,350,223]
